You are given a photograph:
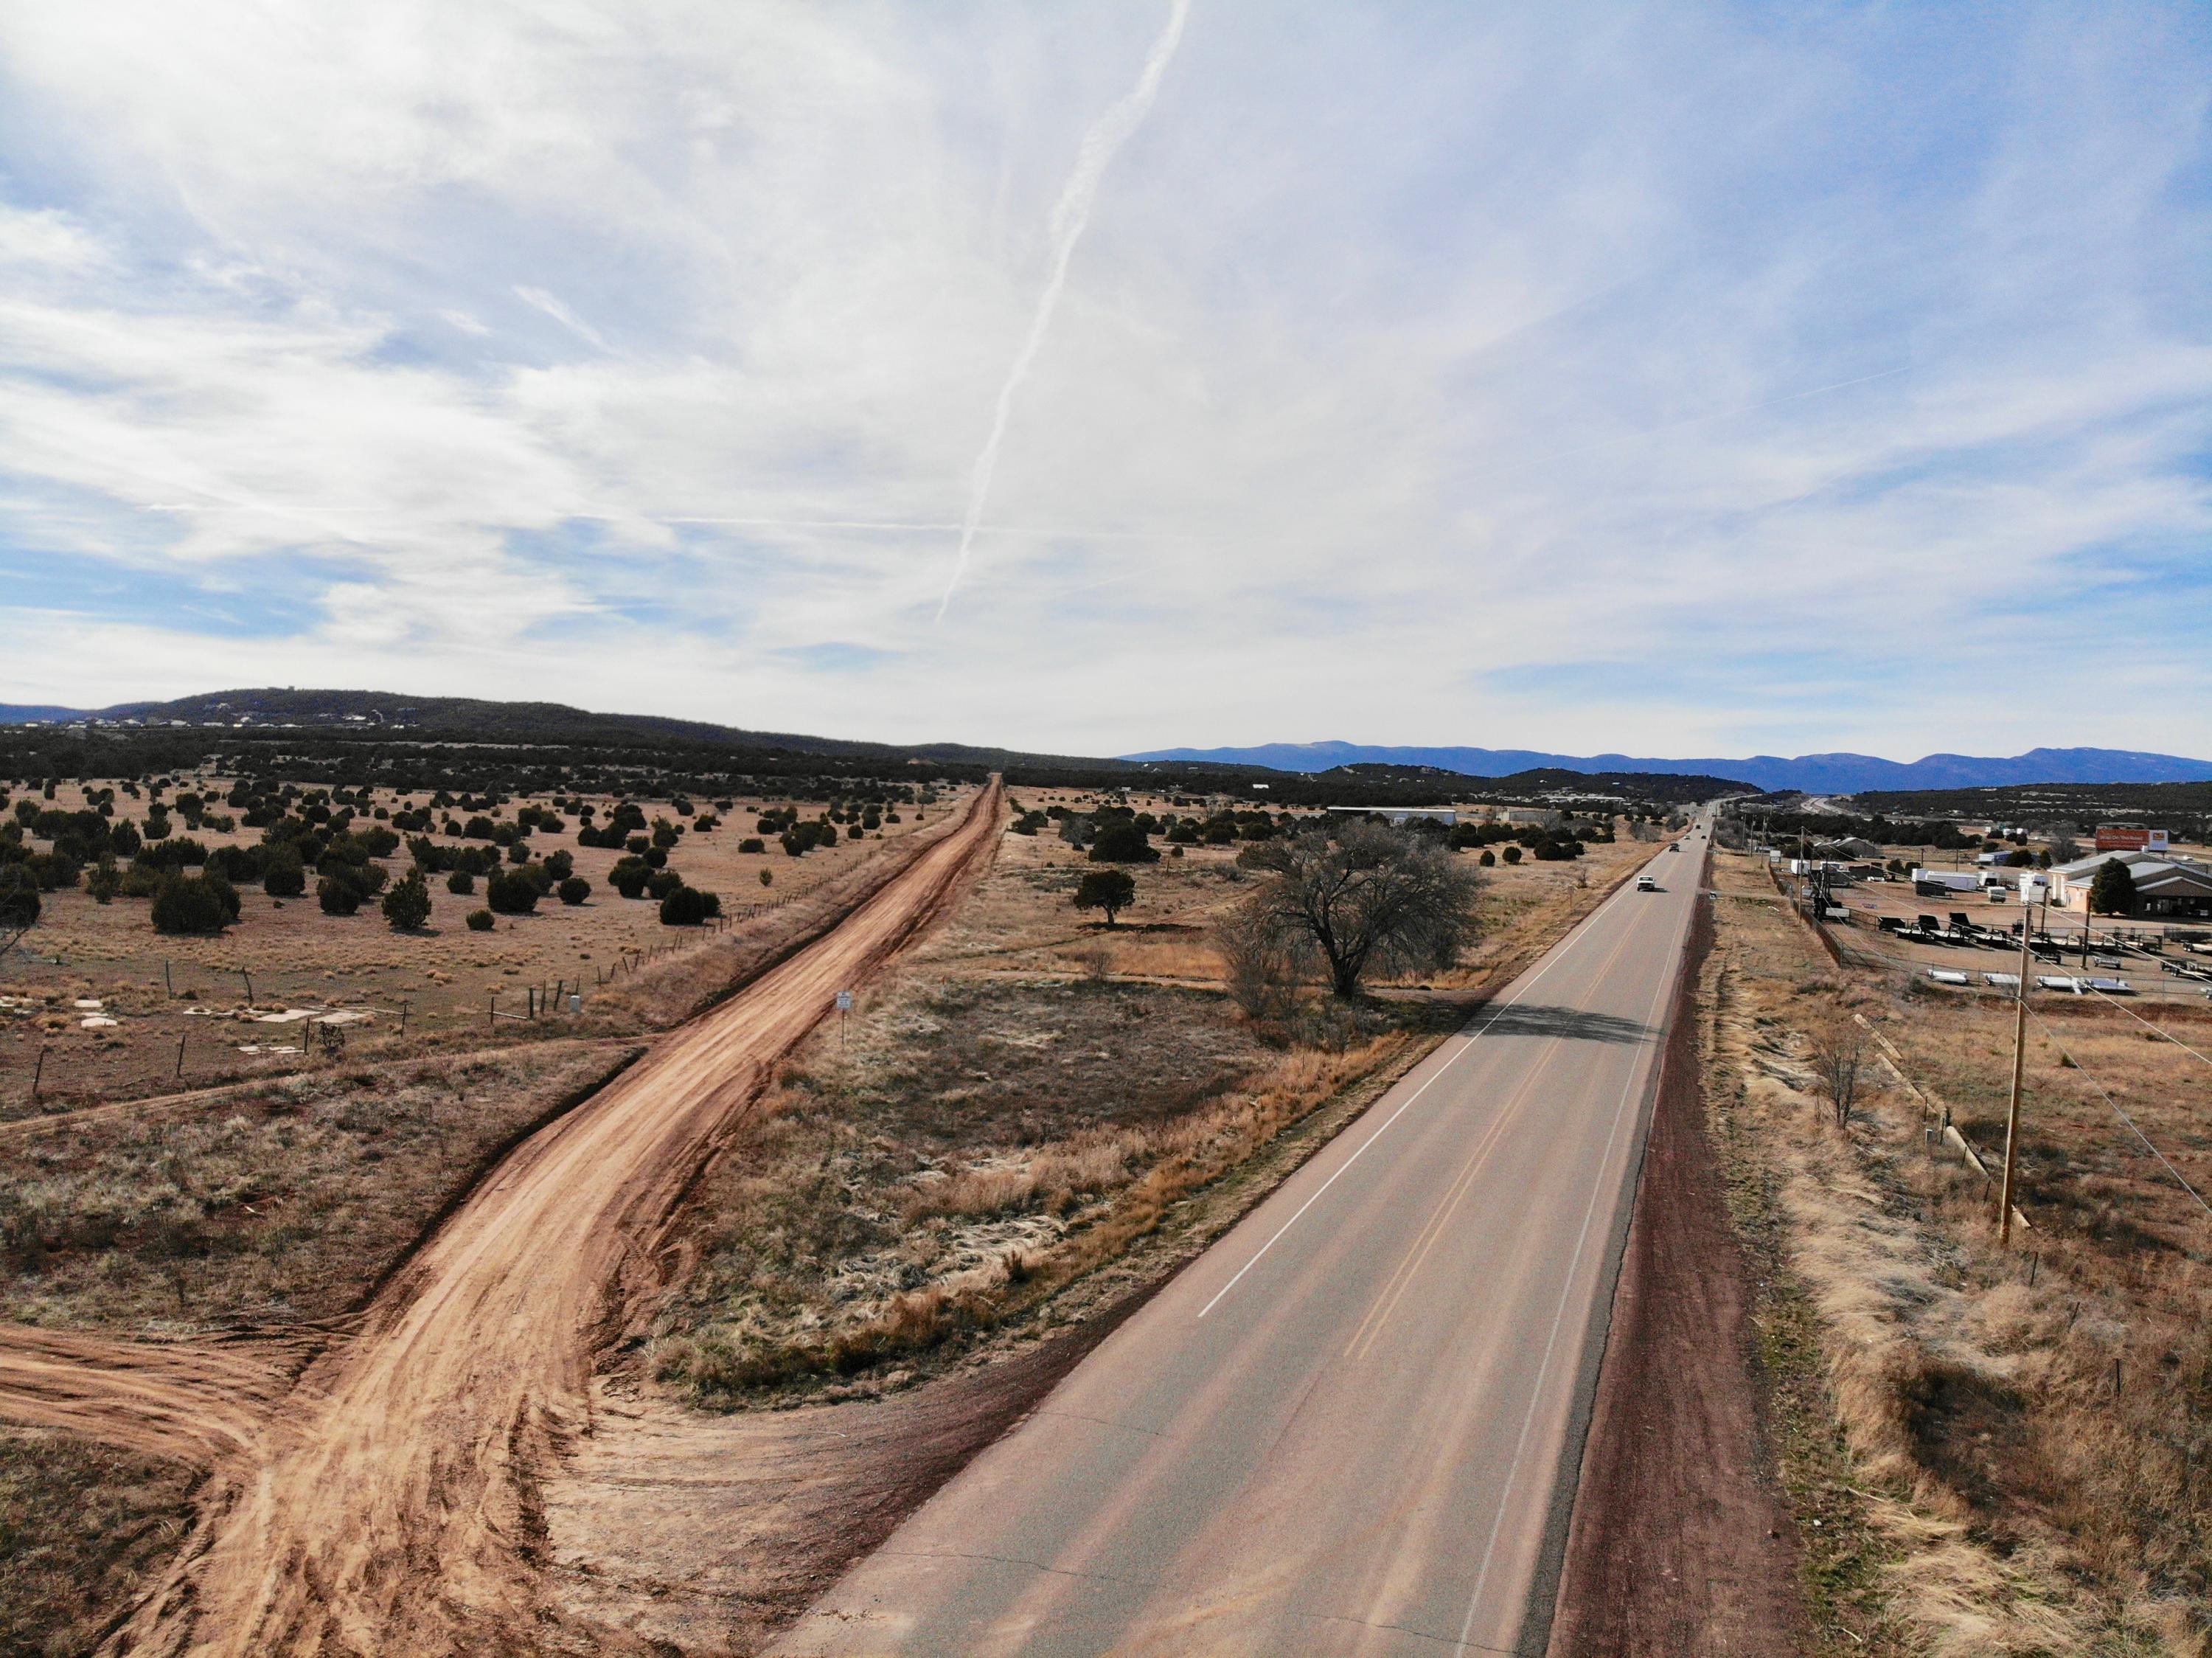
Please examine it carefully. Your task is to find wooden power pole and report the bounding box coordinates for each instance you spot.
[1997,901,2031,1246]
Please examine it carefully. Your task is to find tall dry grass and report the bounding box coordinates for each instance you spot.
[1708,854,2210,1656]
[651,968,1399,1405]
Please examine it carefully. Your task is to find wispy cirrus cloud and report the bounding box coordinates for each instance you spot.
[0,1,2205,759]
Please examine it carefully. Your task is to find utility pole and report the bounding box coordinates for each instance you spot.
[1997,910,2031,1246]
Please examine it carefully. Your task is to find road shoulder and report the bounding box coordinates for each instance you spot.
[1545,854,1808,1658]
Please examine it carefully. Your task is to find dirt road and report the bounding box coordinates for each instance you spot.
[101,782,1003,1657]
[772,827,1705,1657]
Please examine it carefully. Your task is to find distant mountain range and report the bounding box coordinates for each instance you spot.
[9,694,2205,797]
[1119,741,2212,795]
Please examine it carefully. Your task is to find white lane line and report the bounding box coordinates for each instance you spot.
[1455,892,1688,1649]
[1193,884,1634,1322]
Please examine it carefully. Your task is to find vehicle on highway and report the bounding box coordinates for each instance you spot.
[1636,873,1658,891]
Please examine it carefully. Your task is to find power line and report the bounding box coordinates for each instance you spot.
[2082,982,2212,1070]
[2024,1002,2212,1219]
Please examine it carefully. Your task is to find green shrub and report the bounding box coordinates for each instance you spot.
[317,875,365,915]
[263,851,306,896]
[446,868,475,895]
[485,869,540,915]
[1088,821,1159,864]
[0,863,39,930]
[658,884,713,926]
[381,870,433,931]
[465,908,495,932]
[151,873,239,934]
[557,875,591,906]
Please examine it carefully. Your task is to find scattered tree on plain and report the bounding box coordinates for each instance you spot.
[557,875,591,906]
[1223,822,1480,999]
[1072,868,1136,927]
[465,908,495,932]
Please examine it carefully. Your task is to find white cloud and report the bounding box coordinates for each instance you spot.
[0,1,2207,759]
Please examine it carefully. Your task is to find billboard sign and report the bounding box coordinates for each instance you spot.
[2093,825,2168,853]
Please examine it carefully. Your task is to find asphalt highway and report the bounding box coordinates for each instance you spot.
[774,827,1708,1657]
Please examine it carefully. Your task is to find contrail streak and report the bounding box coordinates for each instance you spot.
[936,0,1191,619]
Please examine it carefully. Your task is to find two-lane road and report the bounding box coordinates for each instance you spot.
[776,829,1708,1657]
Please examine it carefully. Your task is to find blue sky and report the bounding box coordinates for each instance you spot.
[1,1,2207,759]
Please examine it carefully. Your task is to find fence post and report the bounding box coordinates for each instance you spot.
[175,1033,187,1078]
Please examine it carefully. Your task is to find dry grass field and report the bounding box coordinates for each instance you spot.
[1,779,961,1114]
[1702,846,2212,1655]
[0,1040,641,1333]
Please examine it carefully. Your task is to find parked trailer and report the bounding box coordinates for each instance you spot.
[1927,968,1972,985]
[2037,975,2088,994]
[1983,972,2021,990]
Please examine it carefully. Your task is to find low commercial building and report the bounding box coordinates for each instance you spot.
[2047,849,2212,918]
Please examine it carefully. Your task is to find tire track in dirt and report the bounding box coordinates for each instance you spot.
[0,1323,300,1467]
[102,783,1004,1657]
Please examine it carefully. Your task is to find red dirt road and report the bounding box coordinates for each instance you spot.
[99,783,1003,1657]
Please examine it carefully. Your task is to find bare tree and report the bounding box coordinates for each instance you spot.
[1228,822,1481,999]
[1215,900,1301,1024]
[1806,1007,1868,1129]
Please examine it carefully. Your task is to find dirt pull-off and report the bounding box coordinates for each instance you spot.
[103,784,1004,1657]
[0,1323,299,1468]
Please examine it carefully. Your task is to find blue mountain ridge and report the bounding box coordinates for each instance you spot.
[1118,742,2212,794]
